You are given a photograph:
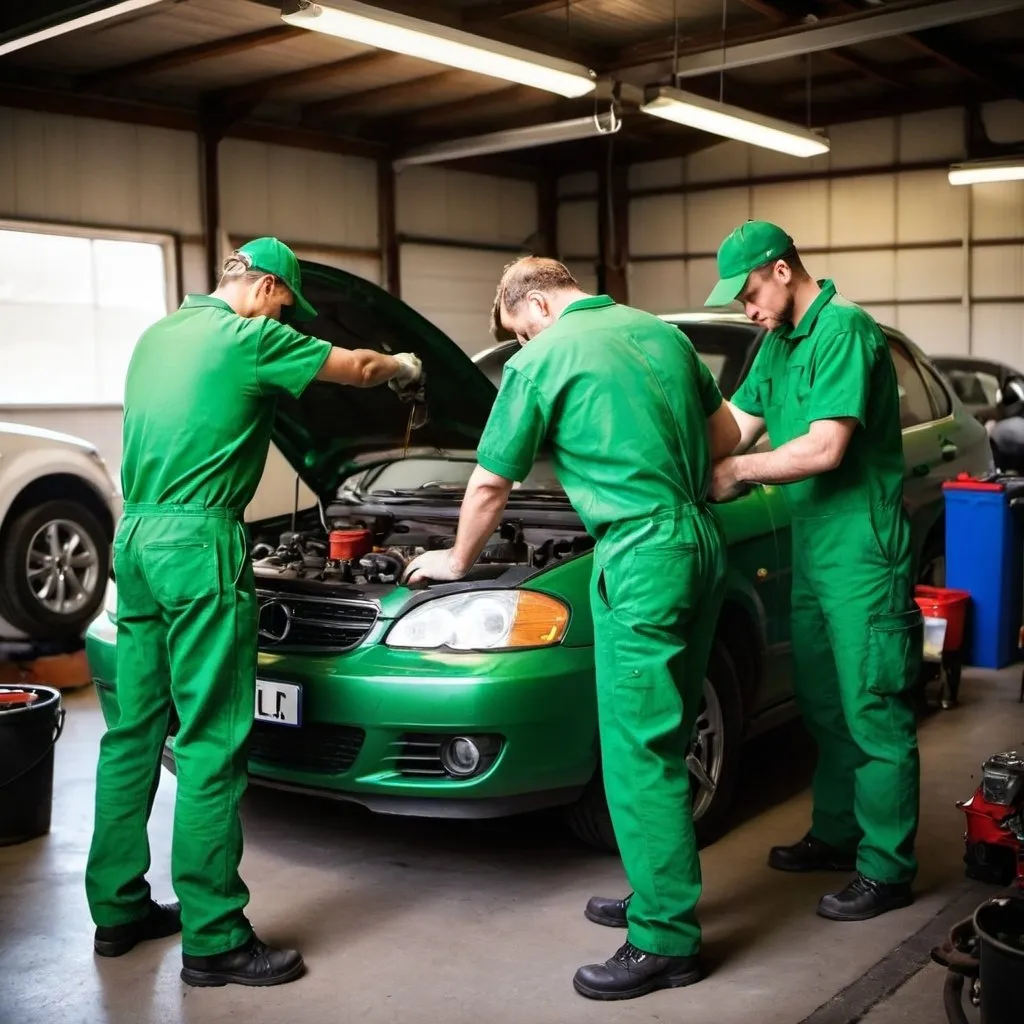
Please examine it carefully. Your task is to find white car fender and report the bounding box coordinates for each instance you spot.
[0,438,121,531]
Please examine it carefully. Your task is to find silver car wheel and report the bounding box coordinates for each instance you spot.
[688,677,725,821]
[25,518,101,616]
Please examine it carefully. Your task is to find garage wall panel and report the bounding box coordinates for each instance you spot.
[828,117,896,170]
[629,260,686,314]
[897,170,965,243]
[972,182,1024,240]
[687,140,749,184]
[558,171,597,197]
[974,305,1024,365]
[686,257,720,308]
[0,107,201,234]
[220,139,377,249]
[400,244,512,354]
[828,250,897,303]
[629,157,685,192]
[566,259,598,295]
[898,108,964,163]
[973,245,1024,299]
[630,195,685,256]
[830,176,896,247]
[752,181,829,249]
[898,304,969,356]
[559,199,598,257]
[750,145,829,180]
[896,247,963,301]
[687,188,750,253]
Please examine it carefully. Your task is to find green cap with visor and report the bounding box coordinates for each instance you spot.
[705,220,794,307]
[236,237,317,322]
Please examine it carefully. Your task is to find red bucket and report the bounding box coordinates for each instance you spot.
[914,585,971,652]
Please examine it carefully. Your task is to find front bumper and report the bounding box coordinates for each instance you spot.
[86,615,598,819]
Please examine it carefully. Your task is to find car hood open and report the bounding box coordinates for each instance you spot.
[272,261,498,496]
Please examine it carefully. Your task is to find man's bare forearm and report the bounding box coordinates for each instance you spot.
[449,467,514,574]
[732,430,844,485]
[317,348,403,387]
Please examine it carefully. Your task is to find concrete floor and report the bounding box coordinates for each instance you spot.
[1,670,1021,1024]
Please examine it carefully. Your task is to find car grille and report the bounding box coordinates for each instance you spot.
[255,591,378,652]
[248,721,366,774]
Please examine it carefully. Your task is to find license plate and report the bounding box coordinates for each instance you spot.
[255,680,301,727]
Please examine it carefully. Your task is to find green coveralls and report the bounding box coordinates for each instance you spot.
[86,295,332,956]
[477,296,727,957]
[731,280,921,884]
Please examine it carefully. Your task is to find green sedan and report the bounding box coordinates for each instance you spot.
[87,264,991,851]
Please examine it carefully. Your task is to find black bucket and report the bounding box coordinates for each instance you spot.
[974,895,1024,1024]
[0,685,65,846]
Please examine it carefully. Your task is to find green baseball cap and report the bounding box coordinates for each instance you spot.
[704,220,794,307]
[236,236,317,322]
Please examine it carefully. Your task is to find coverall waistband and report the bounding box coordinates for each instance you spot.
[122,503,243,519]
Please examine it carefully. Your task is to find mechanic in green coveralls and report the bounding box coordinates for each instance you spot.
[707,221,922,922]
[402,256,741,1002]
[86,238,424,988]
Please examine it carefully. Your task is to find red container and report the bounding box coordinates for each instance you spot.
[914,584,971,652]
[329,528,372,562]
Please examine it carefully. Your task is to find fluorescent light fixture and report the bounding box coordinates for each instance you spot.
[281,0,596,98]
[394,110,620,170]
[0,0,165,56]
[948,156,1024,185]
[641,85,830,158]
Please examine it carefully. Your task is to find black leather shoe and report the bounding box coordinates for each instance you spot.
[584,892,631,928]
[573,942,702,1001]
[817,874,914,922]
[94,900,182,958]
[768,833,857,873]
[180,937,305,988]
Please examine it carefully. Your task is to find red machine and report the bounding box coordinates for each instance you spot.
[959,750,1024,889]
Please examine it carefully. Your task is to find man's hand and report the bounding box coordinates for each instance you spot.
[388,352,424,400]
[710,456,748,502]
[401,549,466,587]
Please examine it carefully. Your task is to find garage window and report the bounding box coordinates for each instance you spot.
[889,341,935,428]
[0,223,174,406]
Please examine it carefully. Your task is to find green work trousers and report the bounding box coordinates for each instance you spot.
[790,506,922,884]
[86,505,257,957]
[591,505,727,957]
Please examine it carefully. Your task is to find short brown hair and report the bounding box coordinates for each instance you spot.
[491,256,579,337]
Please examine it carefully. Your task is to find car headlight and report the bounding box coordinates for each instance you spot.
[103,580,117,623]
[385,590,569,651]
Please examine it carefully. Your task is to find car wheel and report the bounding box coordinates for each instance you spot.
[563,641,744,853]
[0,499,111,638]
[917,532,945,588]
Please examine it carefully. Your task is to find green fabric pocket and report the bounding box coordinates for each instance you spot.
[866,607,923,696]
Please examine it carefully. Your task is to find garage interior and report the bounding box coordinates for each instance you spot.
[1,0,1024,1022]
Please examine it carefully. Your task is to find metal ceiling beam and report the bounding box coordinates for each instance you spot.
[737,0,789,22]
[616,0,1024,82]
[302,69,465,126]
[79,25,300,91]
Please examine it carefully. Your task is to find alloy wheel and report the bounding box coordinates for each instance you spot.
[687,677,725,821]
[25,518,101,616]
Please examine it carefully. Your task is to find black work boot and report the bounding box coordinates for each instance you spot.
[768,833,857,873]
[584,892,631,928]
[94,900,182,958]
[817,874,914,922]
[180,937,305,988]
[573,941,702,1001]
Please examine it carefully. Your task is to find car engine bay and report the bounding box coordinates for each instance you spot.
[250,490,594,591]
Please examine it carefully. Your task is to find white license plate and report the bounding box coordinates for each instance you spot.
[255,680,302,727]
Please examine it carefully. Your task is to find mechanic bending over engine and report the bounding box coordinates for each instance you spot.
[86,237,423,988]
[402,256,740,1002]
[707,221,922,922]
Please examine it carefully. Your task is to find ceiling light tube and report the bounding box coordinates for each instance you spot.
[948,156,1024,185]
[281,0,596,98]
[0,0,165,56]
[394,110,621,170]
[641,85,830,158]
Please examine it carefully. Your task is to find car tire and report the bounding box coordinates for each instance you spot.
[563,641,744,853]
[0,499,111,639]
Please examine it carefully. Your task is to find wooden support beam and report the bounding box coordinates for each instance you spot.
[462,0,589,23]
[535,171,558,258]
[827,49,909,90]
[394,84,541,133]
[903,27,1024,102]
[209,51,403,117]
[597,153,629,303]
[377,160,400,297]
[303,70,464,126]
[79,26,300,91]
[738,0,789,22]
[201,123,222,293]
